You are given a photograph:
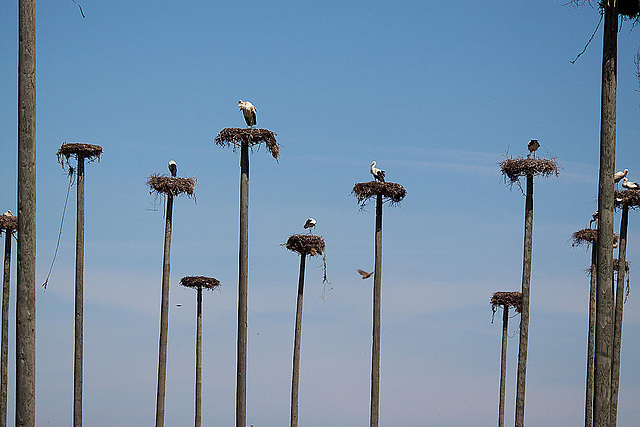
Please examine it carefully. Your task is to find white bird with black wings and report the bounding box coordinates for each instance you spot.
[238,100,257,128]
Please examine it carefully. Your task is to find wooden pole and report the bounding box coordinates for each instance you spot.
[514,173,533,427]
[586,243,597,427]
[236,141,249,427]
[594,4,617,426]
[610,203,628,426]
[16,0,37,424]
[0,231,12,427]
[370,193,383,427]
[74,156,85,427]
[195,285,202,427]
[290,254,306,427]
[498,305,509,427]
[155,193,174,427]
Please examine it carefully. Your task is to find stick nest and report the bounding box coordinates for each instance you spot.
[352,182,406,207]
[613,258,631,272]
[572,229,619,247]
[180,276,221,290]
[147,174,196,197]
[285,234,325,256]
[0,215,18,232]
[56,143,103,167]
[616,0,640,17]
[214,128,280,160]
[491,291,523,313]
[615,189,640,209]
[499,157,559,183]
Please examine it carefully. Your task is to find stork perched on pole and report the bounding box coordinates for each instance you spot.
[614,169,628,189]
[168,160,177,177]
[527,139,540,158]
[370,161,386,182]
[590,211,598,228]
[238,100,257,128]
[303,218,316,234]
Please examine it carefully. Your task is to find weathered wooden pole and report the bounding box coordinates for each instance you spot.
[0,214,17,427]
[499,305,509,427]
[587,241,597,427]
[16,0,36,424]
[290,253,306,427]
[610,202,629,426]
[594,3,617,426]
[74,155,85,427]
[370,193,383,427]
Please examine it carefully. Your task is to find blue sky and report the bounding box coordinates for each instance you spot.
[2,1,640,425]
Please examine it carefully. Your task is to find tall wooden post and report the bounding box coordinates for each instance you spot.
[586,244,597,427]
[610,203,628,425]
[594,4,617,427]
[237,142,249,427]
[16,0,37,424]
[74,156,85,426]
[498,305,509,427]
[290,254,306,427]
[370,193,383,427]
[1,229,13,427]
[195,284,202,427]
[515,173,533,427]
[155,193,174,427]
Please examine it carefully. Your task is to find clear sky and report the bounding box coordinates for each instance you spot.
[1,1,640,425]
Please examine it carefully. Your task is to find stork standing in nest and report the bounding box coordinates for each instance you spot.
[614,169,628,189]
[303,218,316,234]
[527,139,540,158]
[168,160,177,177]
[2,211,12,217]
[622,177,639,190]
[238,100,257,128]
[370,161,385,182]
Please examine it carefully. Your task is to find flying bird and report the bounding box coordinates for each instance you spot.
[303,218,316,234]
[614,169,628,188]
[2,210,12,217]
[168,160,177,177]
[590,210,598,228]
[527,139,540,158]
[238,100,257,128]
[370,161,386,182]
[357,269,373,279]
[622,177,639,190]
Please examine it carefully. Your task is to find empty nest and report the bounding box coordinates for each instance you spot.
[147,174,196,197]
[352,182,406,207]
[0,215,17,232]
[180,276,221,290]
[491,291,522,313]
[572,229,619,247]
[214,128,280,160]
[285,234,325,256]
[615,189,640,209]
[500,157,559,183]
[57,143,103,168]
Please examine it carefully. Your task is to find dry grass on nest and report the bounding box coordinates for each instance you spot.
[147,174,196,198]
[0,215,18,232]
[180,276,220,290]
[572,229,619,247]
[499,157,559,183]
[615,189,640,209]
[285,234,325,256]
[214,128,280,160]
[57,143,103,167]
[613,258,631,272]
[352,182,406,207]
[491,291,522,313]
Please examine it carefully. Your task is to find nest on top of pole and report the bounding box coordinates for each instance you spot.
[491,291,523,313]
[571,1,640,18]
[572,229,619,247]
[0,215,18,233]
[351,182,406,207]
[214,128,280,160]
[499,156,559,184]
[147,174,197,198]
[180,276,221,290]
[615,189,640,210]
[286,235,325,257]
[56,142,103,169]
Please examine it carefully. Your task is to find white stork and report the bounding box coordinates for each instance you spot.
[303,218,316,234]
[168,160,177,177]
[370,161,386,182]
[527,139,540,158]
[238,100,257,128]
[590,210,598,228]
[357,269,373,279]
[2,210,12,217]
[614,169,628,189]
[622,177,639,190]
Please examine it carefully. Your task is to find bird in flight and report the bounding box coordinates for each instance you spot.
[357,269,373,279]
[614,169,628,189]
[238,100,257,128]
[303,218,316,234]
[168,160,177,177]
[527,139,540,158]
[370,161,386,182]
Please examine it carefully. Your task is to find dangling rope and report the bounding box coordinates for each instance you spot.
[42,167,75,289]
[320,252,332,302]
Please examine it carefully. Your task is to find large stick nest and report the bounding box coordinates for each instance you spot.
[56,143,103,167]
[147,174,196,197]
[499,157,559,183]
[0,215,18,232]
[491,291,522,313]
[352,182,406,207]
[180,276,221,290]
[572,229,619,247]
[214,128,280,160]
[615,189,640,209]
[572,1,640,18]
[285,234,325,256]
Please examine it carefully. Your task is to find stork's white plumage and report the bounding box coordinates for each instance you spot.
[238,100,257,128]
[614,169,628,188]
[527,139,540,157]
[2,210,12,217]
[370,161,385,182]
[590,210,598,228]
[168,160,177,177]
[622,177,639,190]
[303,218,316,234]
